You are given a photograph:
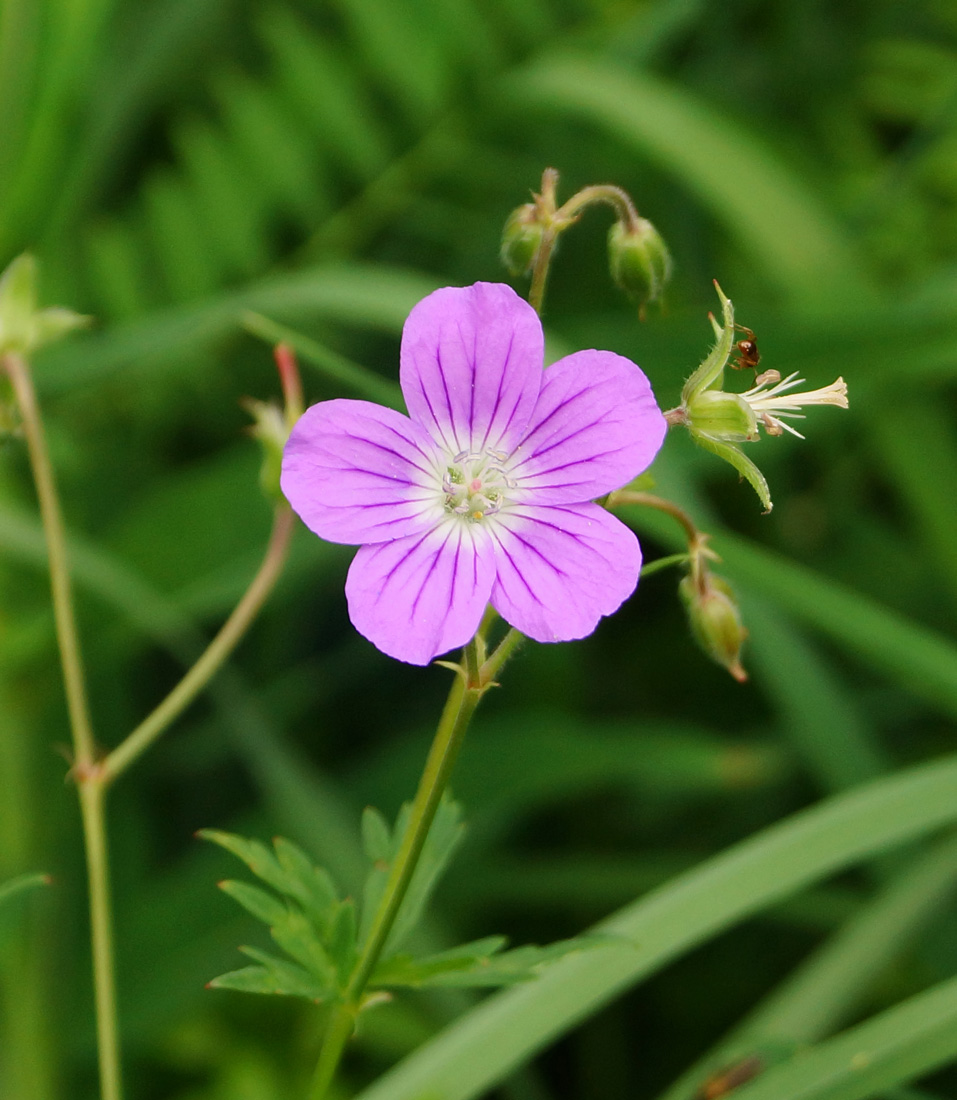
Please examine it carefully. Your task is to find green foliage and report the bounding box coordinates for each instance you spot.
[203,800,588,1008]
[5,0,957,1097]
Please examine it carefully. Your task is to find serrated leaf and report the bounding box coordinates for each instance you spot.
[210,947,331,1001]
[269,906,337,987]
[199,829,291,895]
[219,879,289,927]
[371,935,597,990]
[327,899,359,987]
[361,805,393,864]
[272,836,340,932]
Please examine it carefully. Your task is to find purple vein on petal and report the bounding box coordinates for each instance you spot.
[478,329,516,453]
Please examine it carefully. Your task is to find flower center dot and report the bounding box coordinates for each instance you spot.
[442,449,515,522]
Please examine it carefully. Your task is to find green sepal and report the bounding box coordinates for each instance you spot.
[209,945,332,1002]
[680,282,735,403]
[691,431,773,513]
[371,935,603,991]
[685,389,759,443]
[0,254,90,355]
[359,795,465,955]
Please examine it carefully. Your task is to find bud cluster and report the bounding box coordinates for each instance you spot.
[499,169,672,315]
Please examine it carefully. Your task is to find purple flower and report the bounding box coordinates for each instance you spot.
[280,283,667,665]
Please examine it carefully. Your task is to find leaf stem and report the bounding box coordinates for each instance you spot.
[102,503,294,784]
[308,621,522,1100]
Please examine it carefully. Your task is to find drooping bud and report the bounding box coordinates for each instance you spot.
[0,254,90,356]
[679,572,748,683]
[500,203,545,276]
[607,217,672,313]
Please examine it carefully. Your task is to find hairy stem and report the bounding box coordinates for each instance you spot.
[102,503,294,784]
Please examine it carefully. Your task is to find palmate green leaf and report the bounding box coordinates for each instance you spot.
[209,945,331,1002]
[354,755,957,1100]
[359,796,465,955]
[199,829,290,896]
[372,935,600,991]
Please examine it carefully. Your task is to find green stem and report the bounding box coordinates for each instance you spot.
[3,351,121,1100]
[3,351,96,766]
[77,780,121,1100]
[308,623,522,1100]
[102,503,294,784]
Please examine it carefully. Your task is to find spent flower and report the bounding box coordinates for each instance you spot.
[281,282,667,664]
[672,284,848,511]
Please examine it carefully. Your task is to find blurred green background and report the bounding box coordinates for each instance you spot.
[3,0,957,1098]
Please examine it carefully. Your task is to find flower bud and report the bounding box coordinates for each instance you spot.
[679,572,748,682]
[608,217,672,311]
[243,398,289,503]
[500,204,544,276]
[0,254,90,355]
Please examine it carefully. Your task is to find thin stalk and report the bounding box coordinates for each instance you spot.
[3,351,95,765]
[102,503,294,784]
[3,350,121,1100]
[77,780,121,1100]
[308,625,521,1100]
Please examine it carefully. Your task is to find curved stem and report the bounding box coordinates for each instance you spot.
[102,503,294,784]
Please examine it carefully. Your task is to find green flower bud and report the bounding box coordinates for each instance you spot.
[0,254,90,355]
[679,572,748,683]
[243,398,289,503]
[608,217,672,311]
[684,389,759,443]
[500,203,544,276]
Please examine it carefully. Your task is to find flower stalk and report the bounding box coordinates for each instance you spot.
[507,168,670,316]
[308,623,520,1100]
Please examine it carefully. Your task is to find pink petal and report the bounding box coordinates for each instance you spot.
[281,399,442,545]
[345,522,496,665]
[510,350,667,504]
[400,283,544,456]
[489,503,641,642]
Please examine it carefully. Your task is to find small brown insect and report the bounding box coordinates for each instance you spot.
[695,1054,765,1099]
[731,325,760,371]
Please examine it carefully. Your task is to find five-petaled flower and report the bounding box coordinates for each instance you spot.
[280,283,667,665]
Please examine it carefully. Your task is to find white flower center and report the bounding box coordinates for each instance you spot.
[442,448,515,523]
